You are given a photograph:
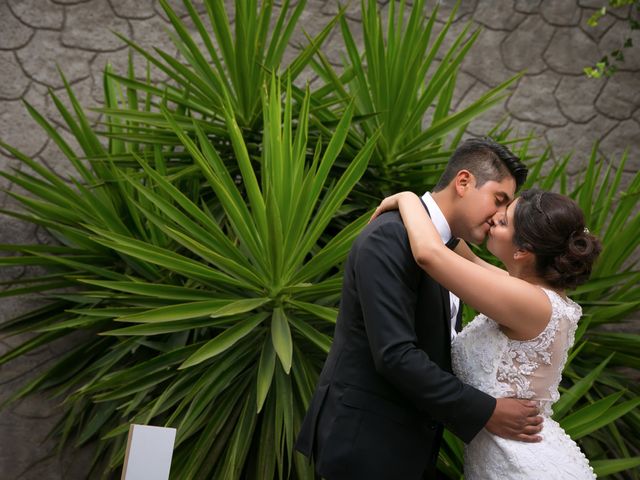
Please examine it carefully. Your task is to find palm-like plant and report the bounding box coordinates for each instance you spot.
[309,0,520,200]
[99,0,340,179]
[551,149,640,479]
[1,74,376,478]
[0,1,638,479]
[113,0,337,128]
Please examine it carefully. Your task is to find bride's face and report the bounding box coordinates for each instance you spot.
[487,197,518,262]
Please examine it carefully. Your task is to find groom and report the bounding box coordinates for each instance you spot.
[295,138,542,479]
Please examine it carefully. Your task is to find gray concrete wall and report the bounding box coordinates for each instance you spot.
[0,0,639,478]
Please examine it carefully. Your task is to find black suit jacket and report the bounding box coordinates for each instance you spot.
[295,211,495,480]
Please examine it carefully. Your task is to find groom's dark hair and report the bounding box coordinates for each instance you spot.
[433,137,528,192]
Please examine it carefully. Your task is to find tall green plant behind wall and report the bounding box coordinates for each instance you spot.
[0,1,638,478]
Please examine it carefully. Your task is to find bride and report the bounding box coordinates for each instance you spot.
[372,188,601,479]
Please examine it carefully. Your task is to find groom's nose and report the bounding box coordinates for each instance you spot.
[493,205,508,220]
[490,210,502,223]
[489,209,504,224]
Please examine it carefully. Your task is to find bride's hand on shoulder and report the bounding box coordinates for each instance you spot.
[369,192,418,223]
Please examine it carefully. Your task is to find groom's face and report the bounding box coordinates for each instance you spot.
[455,174,516,244]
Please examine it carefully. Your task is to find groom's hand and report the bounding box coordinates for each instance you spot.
[485,398,543,442]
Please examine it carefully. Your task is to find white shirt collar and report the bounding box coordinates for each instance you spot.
[421,192,452,244]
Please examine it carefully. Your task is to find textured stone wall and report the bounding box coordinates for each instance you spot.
[0,1,639,478]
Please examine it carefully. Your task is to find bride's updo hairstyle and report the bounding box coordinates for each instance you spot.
[513,189,601,289]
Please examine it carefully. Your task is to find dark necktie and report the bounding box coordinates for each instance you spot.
[445,237,460,250]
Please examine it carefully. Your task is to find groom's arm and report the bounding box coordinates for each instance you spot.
[354,215,494,442]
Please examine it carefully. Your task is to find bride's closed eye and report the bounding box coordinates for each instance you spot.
[491,214,507,227]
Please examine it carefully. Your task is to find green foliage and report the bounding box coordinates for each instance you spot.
[1,69,377,478]
[584,0,639,78]
[0,1,638,479]
[549,148,640,480]
[310,0,519,200]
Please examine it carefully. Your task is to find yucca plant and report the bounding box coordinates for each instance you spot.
[100,0,339,167]
[102,0,518,205]
[0,72,376,478]
[307,0,521,201]
[1,0,639,478]
[552,148,640,479]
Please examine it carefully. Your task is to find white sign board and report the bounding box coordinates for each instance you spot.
[121,424,177,480]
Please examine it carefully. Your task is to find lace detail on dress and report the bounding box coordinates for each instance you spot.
[451,287,594,479]
[452,315,511,398]
[547,292,581,413]
[452,288,582,416]
[495,311,559,400]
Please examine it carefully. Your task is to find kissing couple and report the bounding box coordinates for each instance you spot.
[295,138,600,479]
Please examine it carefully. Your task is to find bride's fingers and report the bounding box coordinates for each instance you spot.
[371,203,389,218]
[369,195,403,223]
[369,206,383,223]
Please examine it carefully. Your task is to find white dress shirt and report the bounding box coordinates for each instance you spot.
[421,192,459,341]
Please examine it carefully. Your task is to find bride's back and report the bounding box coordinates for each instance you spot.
[452,288,582,416]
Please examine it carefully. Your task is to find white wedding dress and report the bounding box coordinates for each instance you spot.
[451,288,596,479]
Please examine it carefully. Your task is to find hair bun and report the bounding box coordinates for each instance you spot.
[514,189,603,290]
[550,230,602,289]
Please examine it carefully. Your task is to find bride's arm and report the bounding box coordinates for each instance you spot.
[373,198,506,275]
[372,194,504,276]
[375,192,551,339]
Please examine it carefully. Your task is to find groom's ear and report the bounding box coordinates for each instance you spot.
[454,170,474,197]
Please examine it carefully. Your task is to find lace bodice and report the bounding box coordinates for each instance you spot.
[452,288,582,417]
[451,288,595,478]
